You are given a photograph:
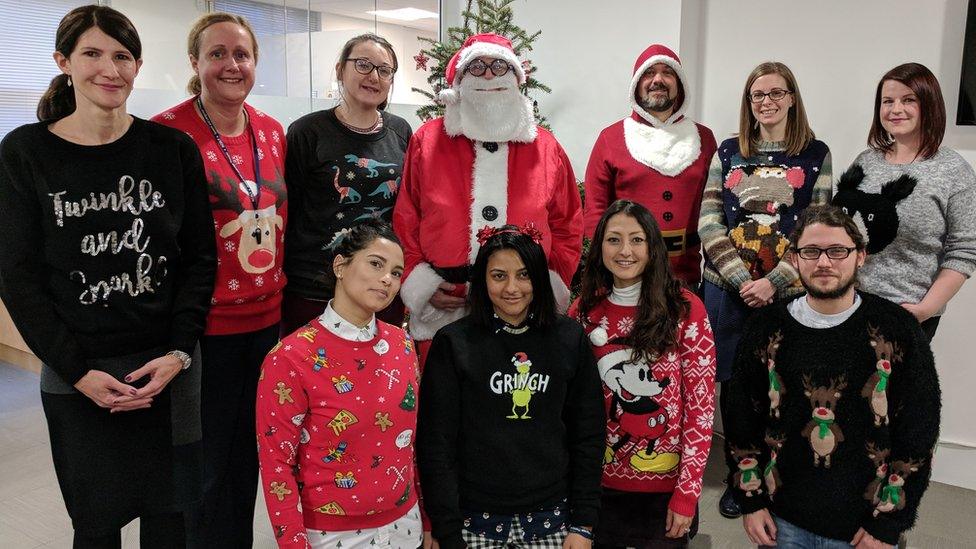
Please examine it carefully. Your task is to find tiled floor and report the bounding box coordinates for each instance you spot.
[1,361,974,548]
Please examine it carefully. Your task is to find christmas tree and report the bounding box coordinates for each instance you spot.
[412,0,551,127]
[400,382,417,411]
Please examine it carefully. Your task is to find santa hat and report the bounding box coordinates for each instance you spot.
[596,348,640,379]
[438,33,526,105]
[629,44,689,127]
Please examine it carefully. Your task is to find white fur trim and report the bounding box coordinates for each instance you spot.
[549,269,570,313]
[469,142,510,263]
[629,54,689,128]
[438,88,459,105]
[452,42,525,86]
[400,262,469,341]
[596,348,639,379]
[622,117,701,177]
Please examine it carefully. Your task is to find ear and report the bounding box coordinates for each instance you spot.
[725,168,745,189]
[332,254,347,279]
[881,174,918,202]
[790,248,800,271]
[855,248,866,268]
[53,51,70,75]
[134,57,143,78]
[836,164,866,192]
[190,54,199,74]
[785,167,805,189]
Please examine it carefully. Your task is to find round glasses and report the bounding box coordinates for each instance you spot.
[347,58,395,81]
[748,89,793,103]
[464,58,514,78]
[795,246,857,260]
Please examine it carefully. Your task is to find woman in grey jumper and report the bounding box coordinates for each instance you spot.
[835,62,976,340]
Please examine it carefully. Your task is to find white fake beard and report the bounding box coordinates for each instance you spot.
[447,73,535,142]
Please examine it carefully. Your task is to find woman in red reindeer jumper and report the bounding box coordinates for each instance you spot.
[393,33,582,367]
[570,200,716,548]
[152,12,287,546]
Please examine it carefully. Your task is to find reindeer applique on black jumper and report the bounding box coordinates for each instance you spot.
[831,165,917,255]
[763,431,787,500]
[757,331,785,418]
[862,325,902,426]
[864,441,891,505]
[873,458,925,517]
[801,375,847,468]
[729,445,764,497]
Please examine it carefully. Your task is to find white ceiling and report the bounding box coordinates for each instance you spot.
[279,0,440,32]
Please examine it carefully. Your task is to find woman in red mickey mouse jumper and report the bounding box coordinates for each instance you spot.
[256,220,422,549]
[570,200,716,548]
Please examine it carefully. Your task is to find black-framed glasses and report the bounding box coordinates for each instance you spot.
[748,89,793,103]
[465,58,513,78]
[347,58,396,81]
[795,246,858,260]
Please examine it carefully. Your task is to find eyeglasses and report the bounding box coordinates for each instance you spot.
[464,58,514,78]
[748,89,793,103]
[795,246,858,260]
[347,58,395,81]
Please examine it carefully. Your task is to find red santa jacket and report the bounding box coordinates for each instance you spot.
[393,118,582,341]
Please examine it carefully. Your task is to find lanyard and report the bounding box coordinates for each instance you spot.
[196,96,262,213]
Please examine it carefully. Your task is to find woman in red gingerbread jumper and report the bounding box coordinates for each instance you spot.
[256,220,421,549]
[570,200,716,548]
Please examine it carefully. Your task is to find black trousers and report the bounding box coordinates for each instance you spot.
[72,512,185,549]
[187,324,279,548]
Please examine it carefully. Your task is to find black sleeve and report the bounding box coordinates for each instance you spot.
[723,314,772,513]
[168,135,216,354]
[416,330,466,549]
[0,131,89,385]
[562,326,606,528]
[863,318,941,544]
[283,119,309,243]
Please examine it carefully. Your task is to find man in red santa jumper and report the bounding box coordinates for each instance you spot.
[584,44,716,286]
[393,33,582,364]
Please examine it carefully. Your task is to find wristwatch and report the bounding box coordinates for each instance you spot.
[167,350,192,370]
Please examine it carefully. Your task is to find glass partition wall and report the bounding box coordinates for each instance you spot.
[0,0,440,137]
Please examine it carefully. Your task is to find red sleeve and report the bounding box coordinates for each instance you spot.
[393,132,425,281]
[669,293,716,517]
[583,130,614,238]
[256,345,312,549]
[546,142,583,286]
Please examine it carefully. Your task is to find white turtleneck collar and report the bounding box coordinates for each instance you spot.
[319,301,377,342]
[608,282,641,306]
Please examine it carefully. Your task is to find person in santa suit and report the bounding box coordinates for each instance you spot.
[393,33,582,364]
[583,44,717,287]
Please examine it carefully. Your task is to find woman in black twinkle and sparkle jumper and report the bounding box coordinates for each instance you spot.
[0,6,215,547]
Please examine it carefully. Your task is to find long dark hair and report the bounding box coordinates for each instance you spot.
[336,33,397,111]
[868,62,945,161]
[37,5,142,121]
[578,200,689,361]
[469,226,556,330]
[323,219,402,295]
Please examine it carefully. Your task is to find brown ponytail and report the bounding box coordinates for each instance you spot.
[36,5,142,121]
[37,74,75,121]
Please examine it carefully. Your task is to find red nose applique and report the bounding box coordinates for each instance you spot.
[248,248,275,269]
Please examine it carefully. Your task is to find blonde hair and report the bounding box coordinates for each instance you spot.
[186,12,259,95]
[737,61,814,158]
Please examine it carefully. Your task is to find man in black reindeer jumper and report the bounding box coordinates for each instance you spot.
[724,204,940,549]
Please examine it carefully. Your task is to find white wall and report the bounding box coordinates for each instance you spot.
[508,0,684,177]
[695,0,976,491]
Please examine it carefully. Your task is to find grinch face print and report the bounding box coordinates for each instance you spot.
[488,352,551,420]
[55,176,170,305]
[800,374,847,468]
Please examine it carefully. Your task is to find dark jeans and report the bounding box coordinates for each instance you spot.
[72,512,185,549]
[186,324,280,549]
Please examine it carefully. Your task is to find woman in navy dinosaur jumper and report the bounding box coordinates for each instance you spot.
[283,33,412,332]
